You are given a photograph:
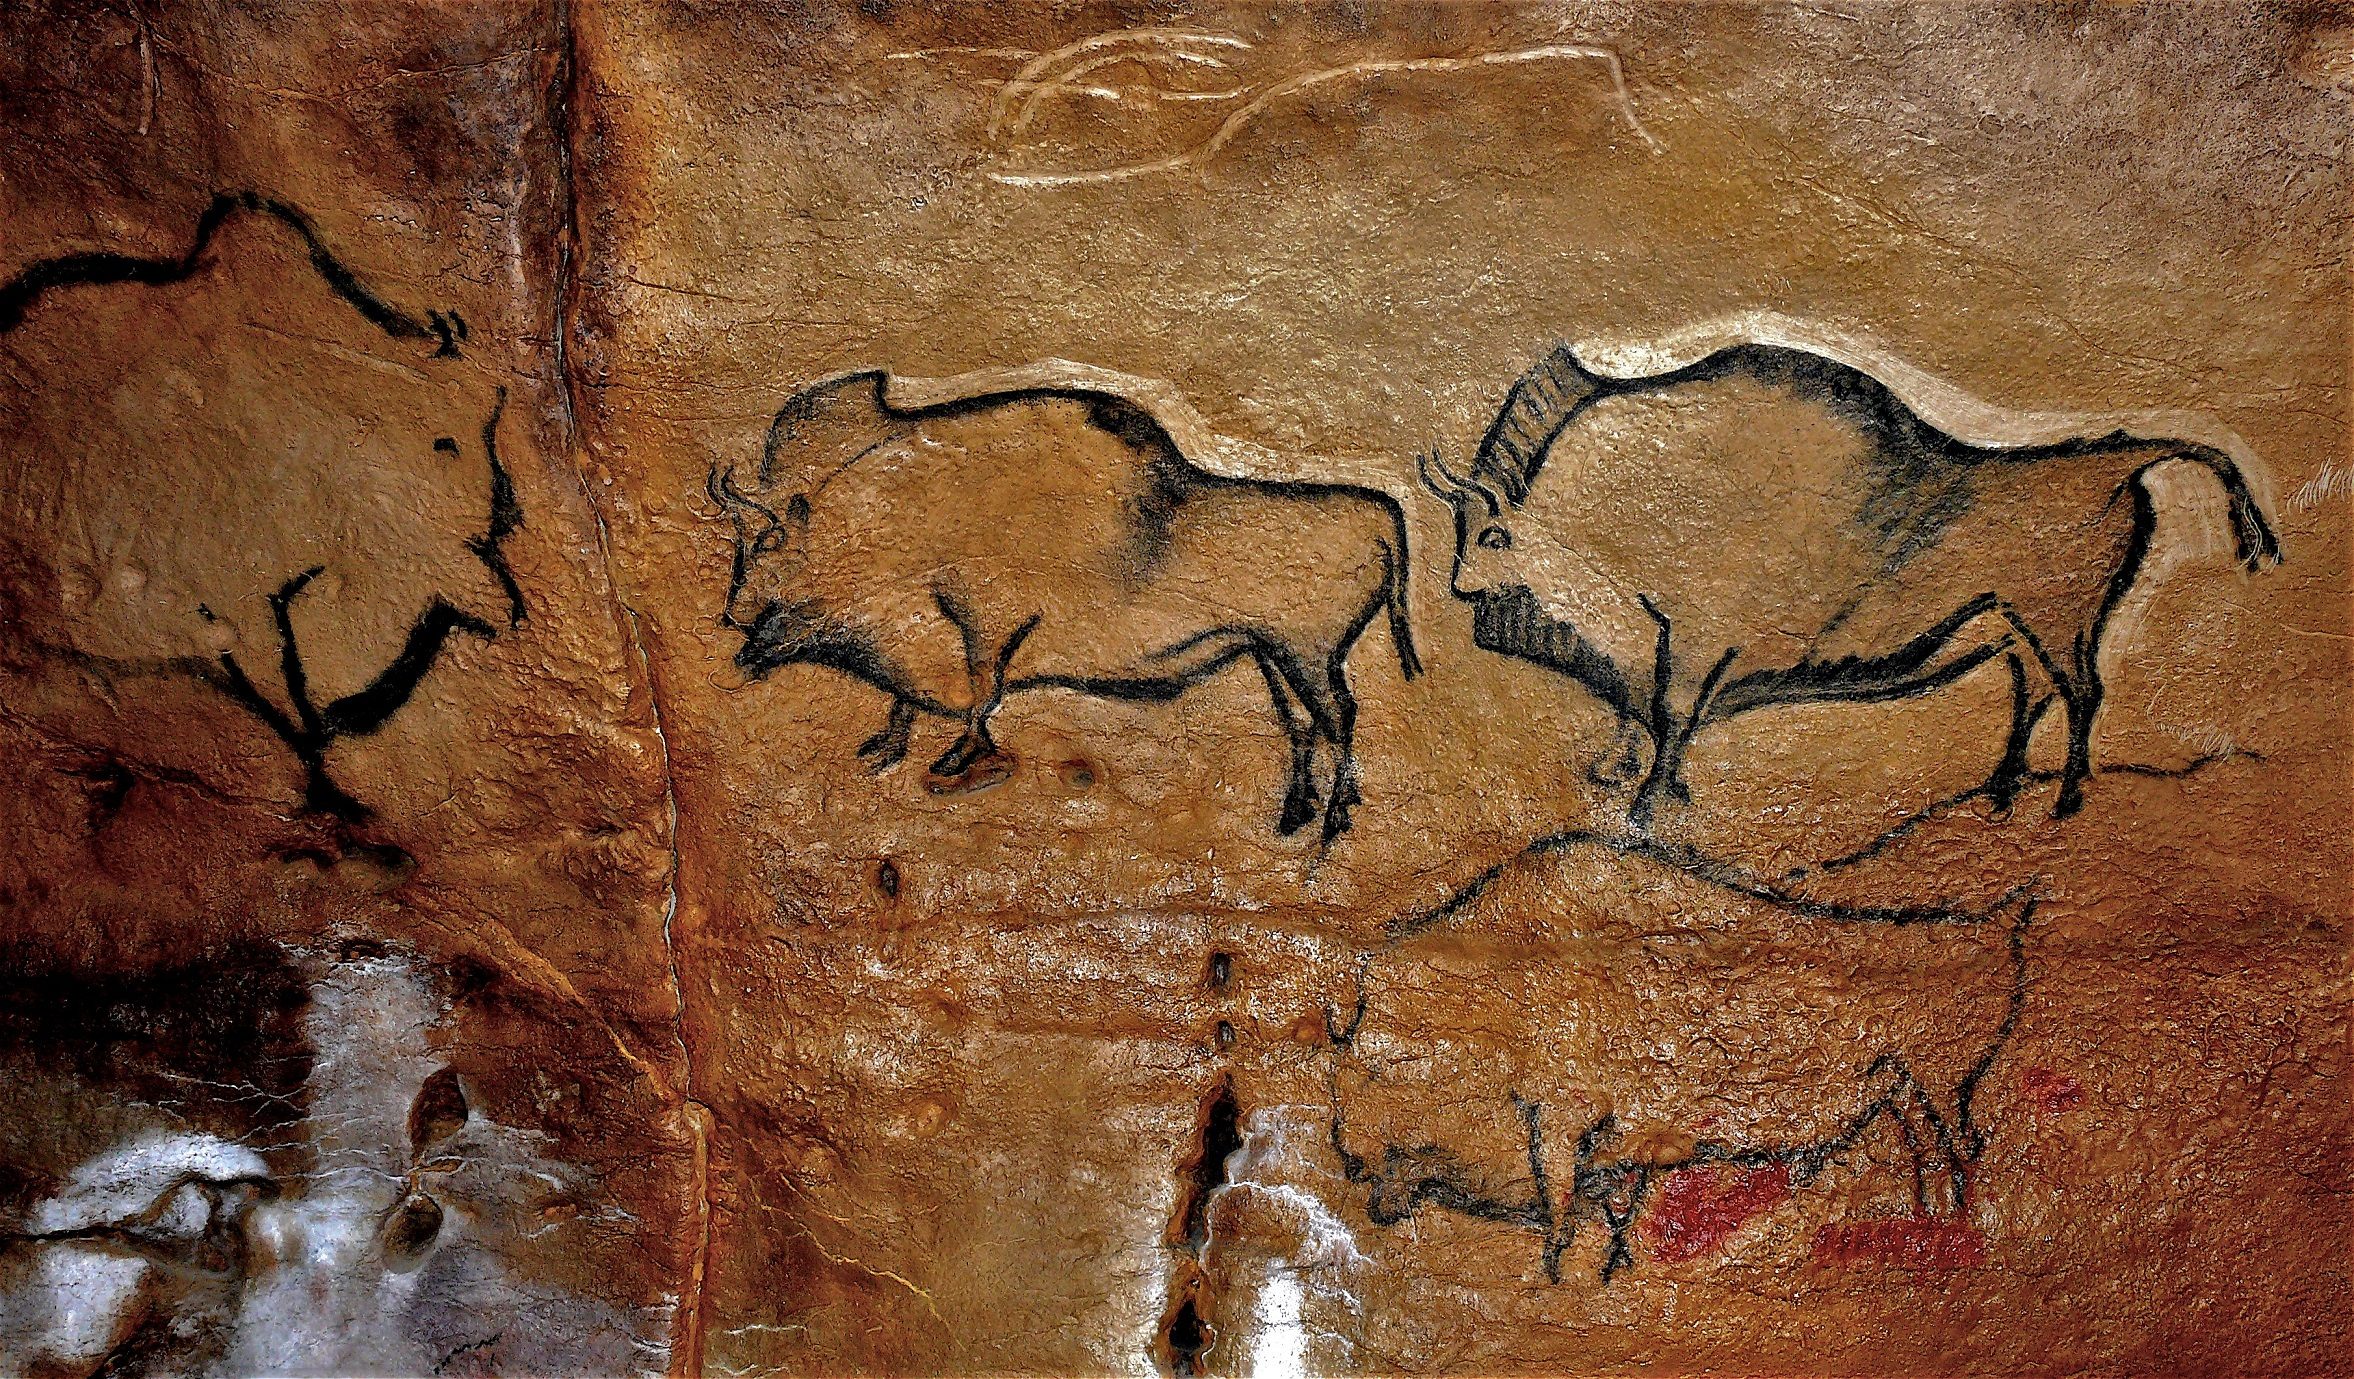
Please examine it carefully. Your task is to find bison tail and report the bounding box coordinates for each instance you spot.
[1391,589,1423,681]
[1381,508,1423,680]
[2160,443,2284,572]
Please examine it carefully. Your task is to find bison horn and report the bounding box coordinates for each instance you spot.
[1416,449,1456,499]
[719,469,781,526]
[1419,448,1475,501]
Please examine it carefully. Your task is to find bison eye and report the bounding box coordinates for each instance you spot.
[752,528,784,555]
[1477,526,1513,550]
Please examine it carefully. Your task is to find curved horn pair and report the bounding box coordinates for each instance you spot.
[1417,447,1476,501]
[713,466,782,527]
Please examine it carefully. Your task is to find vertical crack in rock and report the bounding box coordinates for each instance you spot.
[1160,1078,1244,1376]
[544,2,712,1372]
[1182,1083,1245,1254]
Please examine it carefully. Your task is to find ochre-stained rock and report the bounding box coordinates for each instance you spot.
[4,2,2349,1375]
[1,3,698,1372]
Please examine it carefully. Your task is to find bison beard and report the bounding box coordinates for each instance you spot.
[1471,587,1584,668]
[729,598,870,683]
[1471,587,1638,722]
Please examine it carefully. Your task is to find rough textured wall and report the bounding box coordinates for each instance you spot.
[2,2,2349,1376]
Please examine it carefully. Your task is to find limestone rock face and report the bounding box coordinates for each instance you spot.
[2,3,2347,1375]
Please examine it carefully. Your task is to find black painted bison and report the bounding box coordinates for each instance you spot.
[1421,339,2282,827]
[1327,832,2032,1281]
[0,192,523,821]
[710,368,1420,840]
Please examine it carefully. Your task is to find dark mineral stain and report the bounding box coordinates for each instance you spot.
[410,1066,470,1151]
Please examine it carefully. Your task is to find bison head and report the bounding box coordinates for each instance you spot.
[707,463,820,678]
[1418,448,1638,719]
[1418,447,1526,603]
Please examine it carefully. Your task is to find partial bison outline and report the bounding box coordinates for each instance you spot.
[1325,831,2033,1282]
[1421,336,2282,828]
[710,367,1420,841]
[0,191,523,822]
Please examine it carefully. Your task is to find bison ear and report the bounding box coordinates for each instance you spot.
[787,494,811,526]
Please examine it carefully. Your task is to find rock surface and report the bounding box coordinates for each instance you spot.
[2,3,2347,1375]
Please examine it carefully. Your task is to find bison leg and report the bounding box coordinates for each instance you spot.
[926,596,1036,793]
[205,643,369,822]
[1897,1085,1975,1216]
[1320,657,1362,843]
[1628,609,1735,832]
[1627,598,1683,830]
[1302,657,1362,843]
[2054,645,2105,819]
[1586,716,1649,789]
[1569,1116,1651,1283]
[317,600,497,741]
[1263,644,1361,842]
[857,697,917,773]
[1255,653,1322,835]
[1999,610,2099,819]
[200,565,462,823]
[1862,1055,1979,1218]
[1984,652,2034,816]
[1983,652,2059,818]
[928,730,1009,791]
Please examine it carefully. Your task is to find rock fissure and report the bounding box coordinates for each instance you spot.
[543,4,713,1372]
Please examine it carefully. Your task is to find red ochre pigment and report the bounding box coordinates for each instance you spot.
[1813,1218,1990,1271]
[2022,1065,2087,1117]
[1642,1163,1794,1264]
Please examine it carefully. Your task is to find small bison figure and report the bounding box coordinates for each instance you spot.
[0,192,523,824]
[710,369,1420,841]
[1423,339,2283,828]
[1327,833,2033,1282]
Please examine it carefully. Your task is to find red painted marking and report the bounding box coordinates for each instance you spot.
[2022,1065,2085,1117]
[1813,1218,1989,1271]
[1642,1162,1792,1263]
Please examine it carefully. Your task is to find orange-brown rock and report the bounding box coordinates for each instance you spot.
[3,3,2347,1375]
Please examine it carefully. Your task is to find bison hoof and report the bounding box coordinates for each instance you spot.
[1278,793,1320,836]
[925,751,1015,797]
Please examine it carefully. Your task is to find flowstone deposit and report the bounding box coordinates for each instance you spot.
[4,3,2349,1376]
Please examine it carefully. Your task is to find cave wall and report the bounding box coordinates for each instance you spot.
[2,3,2348,1375]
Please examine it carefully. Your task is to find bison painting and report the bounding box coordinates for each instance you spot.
[0,192,523,823]
[1421,333,2282,828]
[710,367,1420,841]
[1327,832,2032,1282]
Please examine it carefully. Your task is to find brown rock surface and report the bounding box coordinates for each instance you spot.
[4,2,2349,1375]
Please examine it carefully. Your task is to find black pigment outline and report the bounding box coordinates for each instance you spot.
[1328,830,2038,1283]
[1423,341,2283,828]
[0,192,522,823]
[710,370,1424,842]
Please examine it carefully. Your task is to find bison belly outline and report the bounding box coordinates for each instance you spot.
[1423,340,2282,828]
[0,192,524,825]
[711,370,1420,842]
[1326,832,2033,1282]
